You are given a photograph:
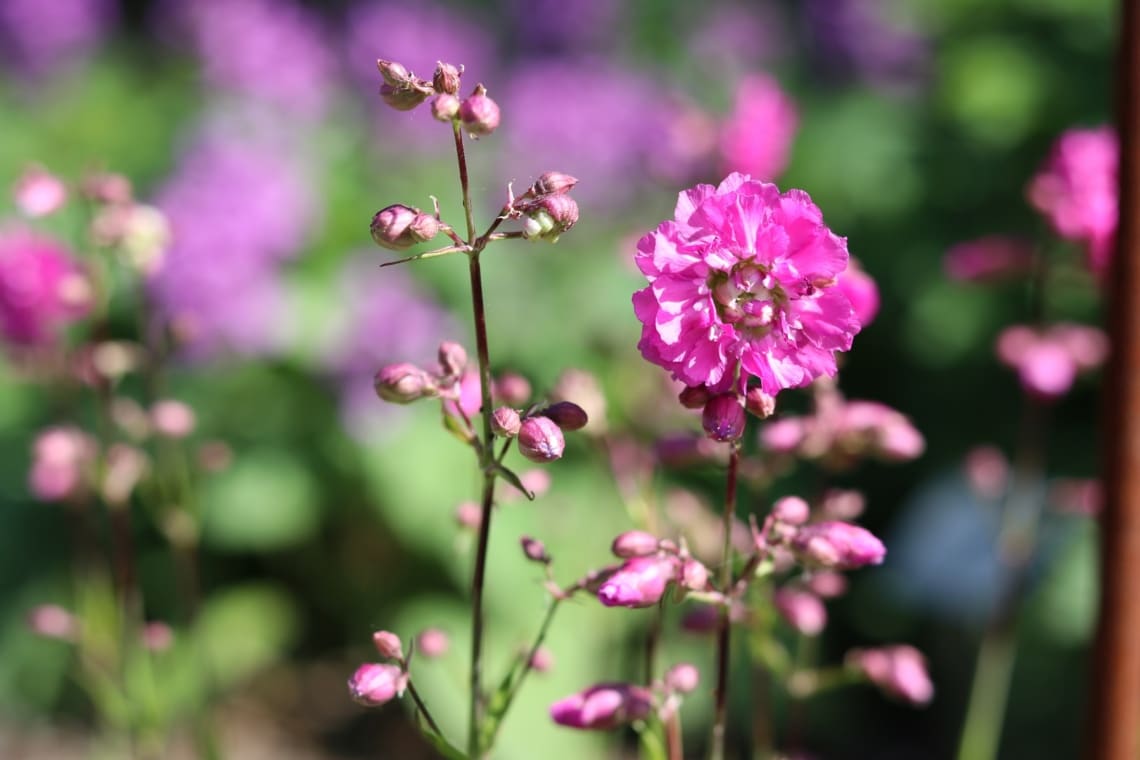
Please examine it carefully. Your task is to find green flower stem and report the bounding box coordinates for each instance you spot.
[710,443,741,760]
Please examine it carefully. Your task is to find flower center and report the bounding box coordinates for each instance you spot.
[709,264,785,338]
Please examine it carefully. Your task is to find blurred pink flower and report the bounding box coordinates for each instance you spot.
[720,74,798,182]
[1028,126,1118,276]
[963,445,1009,501]
[0,229,90,346]
[943,236,1035,283]
[29,426,95,502]
[761,395,924,465]
[13,166,67,218]
[550,682,653,730]
[633,173,860,397]
[773,588,828,635]
[847,645,933,706]
[835,258,879,328]
[27,604,78,641]
[415,628,449,658]
[995,323,1108,401]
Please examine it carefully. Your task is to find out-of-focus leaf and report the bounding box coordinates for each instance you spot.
[200,449,320,552]
[194,584,299,690]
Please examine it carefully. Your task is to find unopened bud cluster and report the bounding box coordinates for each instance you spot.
[377,58,500,138]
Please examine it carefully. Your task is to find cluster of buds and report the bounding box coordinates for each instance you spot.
[82,170,170,276]
[550,662,700,732]
[590,530,712,609]
[350,627,449,708]
[678,384,775,443]
[369,204,442,251]
[760,386,924,468]
[846,645,934,706]
[377,58,500,138]
[508,172,580,243]
[496,400,588,463]
[755,495,886,571]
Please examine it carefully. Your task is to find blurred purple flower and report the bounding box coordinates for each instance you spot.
[505,0,622,56]
[687,2,787,76]
[501,59,676,208]
[323,254,458,441]
[802,0,928,93]
[0,0,116,77]
[149,128,317,358]
[159,0,337,117]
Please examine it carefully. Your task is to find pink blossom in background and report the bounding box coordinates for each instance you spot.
[0,229,91,346]
[0,0,116,77]
[720,75,798,182]
[943,236,1035,283]
[847,645,934,706]
[13,166,68,218]
[550,682,653,730]
[1027,126,1118,276]
[760,395,924,465]
[773,588,828,635]
[836,258,880,328]
[29,427,95,503]
[963,445,1009,501]
[633,174,860,397]
[995,323,1108,400]
[27,604,78,641]
[160,0,337,117]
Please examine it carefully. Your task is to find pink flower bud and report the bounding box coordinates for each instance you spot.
[141,622,174,652]
[416,628,449,658]
[530,646,554,673]
[101,444,148,507]
[792,521,886,570]
[374,363,437,404]
[804,571,848,598]
[459,85,501,136]
[455,501,481,529]
[493,406,522,438]
[550,682,653,730]
[819,489,865,520]
[745,387,776,419]
[760,418,806,453]
[431,93,460,122]
[679,558,710,591]
[521,535,550,563]
[773,589,827,635]
[771,496,810,525]
[611,530,661,558]
[27,604,77,640]
[495,372,532,406]
[348,663,407,707]
[847,645,934,706]
[376,59,411,87]
[541,401,588,431]
[150,399,196,438]
[370,205,440,250]
[532,172,579,196]
[597,555,679,608]
[14,165,67,218]
[437,341,467,380]
[517,416,565,463]
[521,194,579,241]
[702,394,745,442]
[372,630,404,660]
[433,62,462,95]
[678,385,710,410]
[664,663,700,694]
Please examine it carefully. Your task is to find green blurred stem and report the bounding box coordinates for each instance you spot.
[453,120,498,760]
[956,397,1048,760]
[710,443,741,760]
[484,597,562,749]
[406,679,445,739]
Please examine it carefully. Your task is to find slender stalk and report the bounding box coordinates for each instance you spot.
[956,397,1046,760]
[452,119,499,760]
[710,444,741,760]
[666,711,684,760]
[406,679,445,739]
